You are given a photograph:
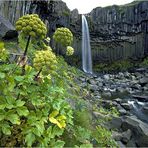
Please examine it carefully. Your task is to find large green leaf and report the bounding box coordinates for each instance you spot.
[16,100,25,107]
[0,72,5,79]
[25,133,35,146]
[14,76,24,82]
[7,112,20,125]
[1,122,11,135]
[17,106,29,116]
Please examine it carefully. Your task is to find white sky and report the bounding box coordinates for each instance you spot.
[62,0,134,14]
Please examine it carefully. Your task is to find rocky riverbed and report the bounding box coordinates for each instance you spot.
[78,67,148,147]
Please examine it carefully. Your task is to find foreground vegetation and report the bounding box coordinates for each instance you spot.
[0,14,118,147]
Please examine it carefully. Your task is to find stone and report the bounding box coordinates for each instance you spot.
[108,116,123,129]
[87,79,97,85]
[112,131,122,141]
[0,15,17,39]
[114,98,122,104]
[101,91,112,98]
[121,116,148,147]
[139,77,148,85]
[79,77,86,82]
[132,95,148,102]
[90,85,98,92]
[116,141,126,148]
[142,106,148,114]
[118,108,127,115]
[121,103,132,110]
[121,129,132,144]
[104,74,110,80]
[126,139,137,147]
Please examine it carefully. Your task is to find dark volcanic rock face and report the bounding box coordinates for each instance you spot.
[88,1,148,64]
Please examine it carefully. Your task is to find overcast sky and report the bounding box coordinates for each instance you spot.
[62,0,134,14]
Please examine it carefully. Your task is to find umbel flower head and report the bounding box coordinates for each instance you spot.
[15,14,47,39]
[33,49,57,73]
[66,46,74,56]
[53,27,73,46]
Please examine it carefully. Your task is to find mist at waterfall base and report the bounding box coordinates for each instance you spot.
[82,15,93,74]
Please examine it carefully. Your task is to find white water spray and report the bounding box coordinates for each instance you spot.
[82,15,92,74]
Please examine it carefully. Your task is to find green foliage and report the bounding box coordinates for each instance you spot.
[93,125,117,147]
[0,14,117,147]
[141,57,148,67]
[0,41,8,61]
[94,60,133,73]
[53,27,73,47]
[62,10,70,17]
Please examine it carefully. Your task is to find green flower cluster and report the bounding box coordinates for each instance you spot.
[33,50,57,72]
[66,46,74,56]
[15,14,47,39]
[53,27,73,46]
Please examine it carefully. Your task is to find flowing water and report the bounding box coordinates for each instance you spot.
[82,15,92,74]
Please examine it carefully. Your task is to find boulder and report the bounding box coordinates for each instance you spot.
[121,129,132,144]
[108,116,123,129]
[121,103,132,110]
[132,95,148,102]
[121,116,148,147]
[0,15,17,39]
[139,77,148,86]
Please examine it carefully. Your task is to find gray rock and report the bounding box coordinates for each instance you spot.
[121,103,132,110]
[87,79,97,85]
[112,131,122,141]
[0,15,17,39]
[121,129,132,144]
[121,116,148,147]
[126,139,137,147]
[108,116,123,129]
[114,98,123,104]
[116,141,126,148]
[132,95,148,102]
[139,77,148,85]
[101,91,112,98]
[119,108,127,115]
[104,74,110,80]
[89,85,98,92]
[142,106,148,114]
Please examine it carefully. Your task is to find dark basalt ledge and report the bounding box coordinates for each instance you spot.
[0,0,148,65]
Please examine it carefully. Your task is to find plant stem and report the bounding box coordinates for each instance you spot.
[21,35,31,75]
[34,68,42,81]
[24,35,31,57]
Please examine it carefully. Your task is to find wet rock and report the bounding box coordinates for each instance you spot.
[121,103,132,110]
[142,106,148,114]
[132,95,148,102]
[112,131,122,141]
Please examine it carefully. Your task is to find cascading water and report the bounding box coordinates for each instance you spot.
[82,15,93,74]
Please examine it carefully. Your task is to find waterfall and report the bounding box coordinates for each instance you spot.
[82,15,93,74]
